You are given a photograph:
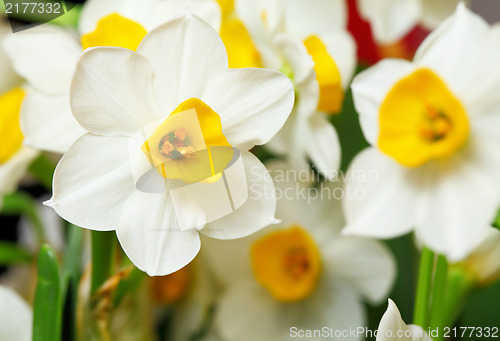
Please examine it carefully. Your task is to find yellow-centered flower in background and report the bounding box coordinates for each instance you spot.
[344,4,500,261]
[0,24,38,206]
[204,162,395,341]
[228,0,356,180]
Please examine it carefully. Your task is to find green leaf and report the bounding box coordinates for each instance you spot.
[492,209,500,230]
[113,266,145,307]
[33,244,63,341]
[0,242,32,265]
[61,225,84,341]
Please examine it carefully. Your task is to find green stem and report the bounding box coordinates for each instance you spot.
[429,254,448,340]
[442,266,475,327]
[413,247,435,329]
[90,231,116,295]
[28,153,57,191]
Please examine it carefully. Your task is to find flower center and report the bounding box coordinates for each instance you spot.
[251,226,321,302]
[0,87,25,164]
[303,35,343,114]
[141,98,234,184]
[81,13,148,51]
[378,68,469,167]
[149,266,191,304]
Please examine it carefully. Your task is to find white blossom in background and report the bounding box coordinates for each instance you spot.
[204,162,395,341]
[358,0,465,44]
[225,0,356,179]
[0,285,32,341]
[344,4,500,261]
[0,21,38,207]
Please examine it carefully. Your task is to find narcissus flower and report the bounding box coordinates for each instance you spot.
[358,0,464,44]
[376,299,432,341]
[0,24,38,206]
[3,0,221,153]
[205,163,395,341]
[0,285,32,341]
[344,4,500,261]
[226,0,356,179]
[46,12,294,276]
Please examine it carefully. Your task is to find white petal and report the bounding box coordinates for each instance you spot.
[468,110,500,194]
[284,0,348,38]
[377,299,412,341]
[137,12,228,114]
[115,191,201,276]
[274,34,318,118]
[79,0,221,33]
[153,0,221,31]
[215,282,287,341]
[0,147,38,195]
[351,59,415,145]
[324,236,396,304]
[358,0,421,44]
[342,148,419,238]
[0,26,21,93]
[79,0,155,34]
[202,68,294,150]
[420,0,463,29]
[417,155,498,261]
[47,134,137,231]
[0,286,32,341]
[200,152,276,239]
[414,3,490,110]
[3,25,80,94]
[300,278,366,340]
[201,235,254,286]
[71,47,162,136]
[304,114,341,180]
[21,88,85,153]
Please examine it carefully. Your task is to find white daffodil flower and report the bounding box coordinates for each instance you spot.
[225,0,356,179]
[3,0,221,154]
[204,162,395,341]
[343,4,500,262]
[0,22,38,207]
[358,0,465,44]
[45,12,294,276]
[376,299,432,341]
[0,285,32,341]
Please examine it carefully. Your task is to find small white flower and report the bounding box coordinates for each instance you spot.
[343,4,500,261]
[205,163,395,341]
[0,23,38,206]
[0,285,32,341]
[45,12,294,276]
[228,0,356,179]
[376,299,432,341]
[358,0,466,44]
[3,0,221,153]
